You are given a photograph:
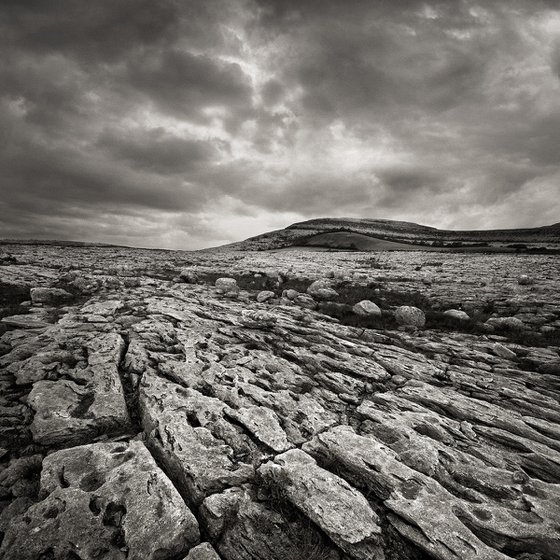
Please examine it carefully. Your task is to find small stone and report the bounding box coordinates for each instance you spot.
[10,478,38,497]
[215,277,239,296]
[307,279,338,300]
[395,306,426,327]
[443,309,470,321]
[86,314,108,323]
[256,290,275,303]
[0,455,42,488]
[283,289,299,300]
[184,542,221,560]
[294,294,317,310]
[518,275,535,285]
[179,269,199,283]
[391,375,407,387]
[353,300,382,317]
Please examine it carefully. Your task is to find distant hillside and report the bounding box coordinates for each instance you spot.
[1,239,113,248]
[216,217,560,252]
[0,239,130,249]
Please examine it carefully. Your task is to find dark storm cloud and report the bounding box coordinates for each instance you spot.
[122,48,254,122]
[255,0,491,121]
[97,128,217,175]
[0,0,559,248]
[377,167,444,195]
[2,0,180,59]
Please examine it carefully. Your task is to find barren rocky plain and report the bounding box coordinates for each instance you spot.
[0,239,559,560]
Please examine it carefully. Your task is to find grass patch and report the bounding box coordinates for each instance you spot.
[258,479,339,560]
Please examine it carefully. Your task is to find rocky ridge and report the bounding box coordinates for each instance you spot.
[0,243,559,559]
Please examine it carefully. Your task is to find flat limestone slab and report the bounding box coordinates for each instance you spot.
[227,405,292,452]
[139,370,254,505]
[28,332,130,445]
[0,440,200,560]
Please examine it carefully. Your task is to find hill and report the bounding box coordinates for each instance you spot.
[217,217,560,252]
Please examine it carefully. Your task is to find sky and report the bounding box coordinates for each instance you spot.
[1,0,559,249]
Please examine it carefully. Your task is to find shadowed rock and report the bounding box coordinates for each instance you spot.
[258,449,383,560]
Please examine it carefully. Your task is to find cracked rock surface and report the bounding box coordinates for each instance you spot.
[0,243,559,560]
[1,440,199,560]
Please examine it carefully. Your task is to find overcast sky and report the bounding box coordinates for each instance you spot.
[1,0,559,249]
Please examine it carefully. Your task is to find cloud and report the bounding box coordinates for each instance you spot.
[0,0,559,249]
[122,48,254,123]
[97,127,218,175]
[0,0,180,60]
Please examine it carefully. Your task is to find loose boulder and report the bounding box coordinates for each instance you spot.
[395,306,426,327]
[256,290,275,303]
[282,289,299,300]
[215,277,239,297]
[307,279,338,300]
[185,543,221,560]
[179,269,199,284]
[443,309,470,321]
[353,300,382,317]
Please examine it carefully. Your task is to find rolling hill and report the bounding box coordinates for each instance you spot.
[216,217,560,252]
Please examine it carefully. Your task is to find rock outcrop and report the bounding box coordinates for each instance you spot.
[1,242,559,560]
[1,440,199,560]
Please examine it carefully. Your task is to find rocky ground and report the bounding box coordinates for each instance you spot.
[0,243,559,560]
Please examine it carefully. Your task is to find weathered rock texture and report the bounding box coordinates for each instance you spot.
[1,440,199,559]
[0,243,559,560]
